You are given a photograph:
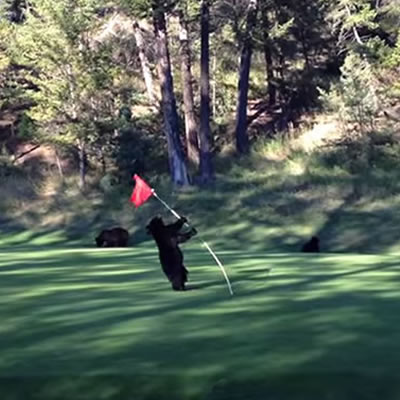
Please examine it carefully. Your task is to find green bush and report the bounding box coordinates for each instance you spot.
[319,52,378,134]
[18,113,37,140]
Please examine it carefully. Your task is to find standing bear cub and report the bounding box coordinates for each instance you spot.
[146,216,197,291]
[95,227,129,247]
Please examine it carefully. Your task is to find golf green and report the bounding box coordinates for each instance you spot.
[1,245,399,399]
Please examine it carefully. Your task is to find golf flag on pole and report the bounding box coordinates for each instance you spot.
[130,174,154,207]
[130,174,234,295]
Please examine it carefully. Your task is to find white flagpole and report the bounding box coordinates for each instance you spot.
[151,190,234,296]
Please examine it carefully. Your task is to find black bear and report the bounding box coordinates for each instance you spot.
[146,216,197,291]
[95,227,129,247]
[301,236,320,253]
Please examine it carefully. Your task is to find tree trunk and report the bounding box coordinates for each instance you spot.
[277,52,286,103]
[152,1,190,185]
[198,0,214,183]
[261,8,276,106]
[345,4,364,45]
[299,28,311,71]
[133,19,157,104]
[100,150,107,174]
[178,9,199,167]
[77,139,86,190]
[55,147,64,179]
[212,55,217,117]
[235,0,258,155]
[7,0,25,23]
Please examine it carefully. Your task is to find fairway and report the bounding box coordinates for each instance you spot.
[1,245,400,399]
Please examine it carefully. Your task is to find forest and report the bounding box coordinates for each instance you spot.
[0,0,398,183]
[0,0,400,249]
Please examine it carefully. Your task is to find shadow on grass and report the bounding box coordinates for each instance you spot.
[208,373,400,400]
[1,249,400,398]
[3,373,399,400]
[4,144,400,255]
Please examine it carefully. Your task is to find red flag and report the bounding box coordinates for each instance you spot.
[130,174,154,207]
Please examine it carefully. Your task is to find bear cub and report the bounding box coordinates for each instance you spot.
[146,216,197,291]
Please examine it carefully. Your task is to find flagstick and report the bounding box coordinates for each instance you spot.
[151,190,181,220]
[151,190,234,296]
[200,241,234,296]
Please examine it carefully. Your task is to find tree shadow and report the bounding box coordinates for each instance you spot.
[1,250,400,399]
[4,131,400,255]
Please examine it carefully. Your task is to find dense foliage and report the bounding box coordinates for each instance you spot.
[0,0,399,187]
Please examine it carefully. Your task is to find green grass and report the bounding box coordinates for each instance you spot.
[4,135,400,255]
[3,130,400,398]
[1,242,400,399]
